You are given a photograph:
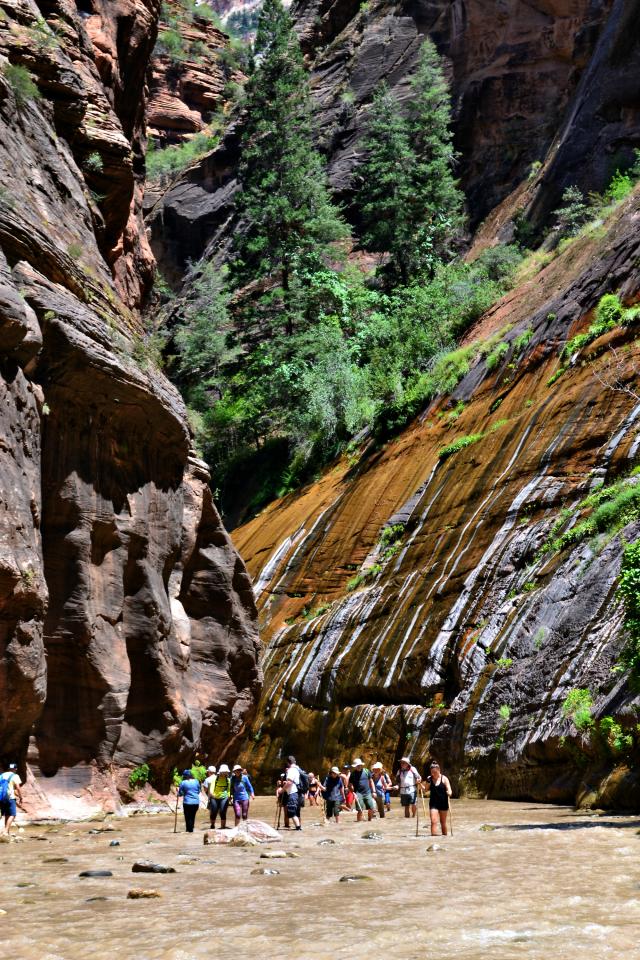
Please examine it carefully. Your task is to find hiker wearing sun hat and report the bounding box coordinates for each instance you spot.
[231,764,255,825]
[206,764,231,829]
[371,762,392,819]
[396,757,422,819]
[349,759,376,822]
[322,766,346,822]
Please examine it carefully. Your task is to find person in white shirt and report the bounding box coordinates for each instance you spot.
[396,756,421,819]
[284,755,302,831]
[0,762,23,838]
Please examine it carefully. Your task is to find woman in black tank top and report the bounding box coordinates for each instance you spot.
[426,761,452,836]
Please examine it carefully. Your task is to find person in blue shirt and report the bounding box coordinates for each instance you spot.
[178,769,202,833]
[231,764,255,825]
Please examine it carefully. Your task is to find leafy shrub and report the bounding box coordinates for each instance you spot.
[191,762,207,782]
[541,474,640,557]
[496,658,513,669]
[617,538,640,685]
[513,328,533,353]
[84,152,103,174]
[438,433,485,460]
[146,128,220,181]
[605,170,634,204]
[485,341,509,371]
[128,763,151,790]
[561,292,637,361]
[561,688,594,731]
[2,63,41,107]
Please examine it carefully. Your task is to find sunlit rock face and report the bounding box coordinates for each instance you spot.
[234,189,640,807]
[147,2,232,146]
[0,0,260,799]
[148,0,625,274]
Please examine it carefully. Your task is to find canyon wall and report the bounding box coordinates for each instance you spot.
[0,0,260,813]
[234,188,640,806]
[148,0,635,275]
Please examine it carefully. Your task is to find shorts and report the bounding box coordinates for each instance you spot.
[0,798,16,818]
[355,793,376,812]
[430,801,449,812]
[325,799,341,818]
[400,792,417,807]
[286,793,300,817]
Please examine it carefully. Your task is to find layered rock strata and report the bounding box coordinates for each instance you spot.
[147,2,231,145]
[0,0,260,808]
[234,188,640,807]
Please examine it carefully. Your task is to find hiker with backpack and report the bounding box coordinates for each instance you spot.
[231,764,255,825]
[178,769,202,833]
[349,758,376,822]
[283,755,306,831]
[0,762,23,838]
[206,763,231,829]
[396,756,422,819]
[322,766,346,823]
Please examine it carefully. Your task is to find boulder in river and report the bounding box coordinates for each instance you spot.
[317,839,336,845]
[131,860,176,874]
[43,857,68,863]
[426,844,444,852]
[127,889,161,899]
[251,868,280,875]
[339,875,373,883]
[109,840,120,847]
[259,850,288,859]
[361,831,383,840]
[79,871,113,878]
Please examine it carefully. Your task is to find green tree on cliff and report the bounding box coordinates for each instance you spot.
[232,0,346,334]
[359,38,465,281]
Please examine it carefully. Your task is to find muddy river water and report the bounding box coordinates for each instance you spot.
[1,798,639,960]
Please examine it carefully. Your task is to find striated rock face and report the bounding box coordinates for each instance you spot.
[0,0,260,801]
[233,188,640,806]
[147,2,231,145]
[149,0,628,275]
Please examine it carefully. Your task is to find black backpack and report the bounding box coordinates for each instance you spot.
[298,768,310,794]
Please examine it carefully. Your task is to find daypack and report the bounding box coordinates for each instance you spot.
[0,774,14,803]
[298,768,310,794]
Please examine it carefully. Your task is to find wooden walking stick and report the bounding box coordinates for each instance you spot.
[173,790,180,834]
[448,796,454,837]
[276,793,282,830]
[273,794,279,828]
[420,785,428,820]
[415,788,420,837]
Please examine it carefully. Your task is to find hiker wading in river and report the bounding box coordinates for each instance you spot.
[371,762,392,819]
[178,769,202,833]
[349,758,376,822]
[231,764,254,825]
[322,766,346,823]
[284,755,303,831]
[0,762,23,839]
[397,757,421,819]
[425,761,452,835]
[207,763,231,829]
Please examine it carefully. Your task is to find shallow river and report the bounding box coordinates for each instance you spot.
[1,798,639,960]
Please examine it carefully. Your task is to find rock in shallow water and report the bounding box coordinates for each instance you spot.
[79,871,113,878]
[251,868,280,875]
[426,844,444,852]
[361,831,383,840]
[127,889,161,899]
[131,860,176,874]
[317,839,335,845]
[339,875,373,883]
[109,840,120,847]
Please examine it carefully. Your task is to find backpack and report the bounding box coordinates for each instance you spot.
[0,774,14,803]
[298,768,310,794]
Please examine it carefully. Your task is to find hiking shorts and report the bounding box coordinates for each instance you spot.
[286,793,300,817]
[355,792,376,812]
[0,798,16,818]
[400,791,417,807]
[325,799,342,818]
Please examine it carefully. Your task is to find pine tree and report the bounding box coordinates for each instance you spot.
[358,38,465,281]
[232,0,345,334]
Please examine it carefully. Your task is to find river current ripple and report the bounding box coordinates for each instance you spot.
[1,799,639,959]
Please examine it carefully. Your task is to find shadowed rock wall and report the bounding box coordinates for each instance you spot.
[0,0,260,799]
[234,188,640,807]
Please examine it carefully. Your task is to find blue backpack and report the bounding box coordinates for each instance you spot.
[0,774,14,803]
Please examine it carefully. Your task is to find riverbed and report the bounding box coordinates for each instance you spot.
[1,798,639,960]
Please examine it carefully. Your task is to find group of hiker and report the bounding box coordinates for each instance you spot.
[178,763,255,833]
[276,755,453,836]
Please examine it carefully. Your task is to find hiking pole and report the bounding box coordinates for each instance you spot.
[273,795,279,828]
[420,786,428,820]
[173,791,180,834]
[448,797,454,837]
[276,795,282,830]
[415,790,420,837]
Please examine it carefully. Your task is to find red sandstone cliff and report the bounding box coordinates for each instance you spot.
[0,0,260,815]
